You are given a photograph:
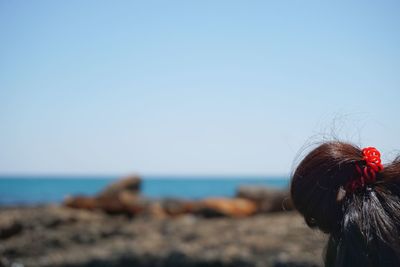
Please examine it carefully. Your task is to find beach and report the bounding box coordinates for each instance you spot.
[0,177,327,267]
[0,206,326,267]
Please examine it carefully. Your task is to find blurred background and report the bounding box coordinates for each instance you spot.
[0,1,399,267]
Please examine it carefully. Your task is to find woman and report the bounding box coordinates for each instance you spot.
[290,141,400,267]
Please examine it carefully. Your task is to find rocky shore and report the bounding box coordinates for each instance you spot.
[0,177,328,267]
[63,176,294,218]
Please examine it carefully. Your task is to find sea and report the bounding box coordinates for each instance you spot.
[0,176,289,206]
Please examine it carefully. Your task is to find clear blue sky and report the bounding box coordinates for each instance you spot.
[0,1,399,176]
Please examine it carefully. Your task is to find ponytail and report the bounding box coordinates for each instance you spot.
[290,141,400,266]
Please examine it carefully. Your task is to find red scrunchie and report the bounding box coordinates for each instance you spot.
[345,147,383,193]
[362,147,383,172]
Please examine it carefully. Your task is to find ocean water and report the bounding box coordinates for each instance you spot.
[0,176,289,206]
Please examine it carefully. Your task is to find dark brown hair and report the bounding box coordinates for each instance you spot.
[291,141,400,267]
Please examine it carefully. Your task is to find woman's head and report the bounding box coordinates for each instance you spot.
[291,142,362,233]
[291,141,400,266]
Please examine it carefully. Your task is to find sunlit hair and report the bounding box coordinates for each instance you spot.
[290,141,400,267]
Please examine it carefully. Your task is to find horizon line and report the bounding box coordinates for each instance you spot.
[0,173,290,179]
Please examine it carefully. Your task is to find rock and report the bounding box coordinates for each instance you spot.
[236,186,293,213]
[0,217,22,240]
[63,176,144,215]
[64,196,97,210]
[97,175,141,198]
[94,196,127,214]
[143,202,168,219]
[195,198,258,218]
[95,193,147,215]
[160,198,195,216]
